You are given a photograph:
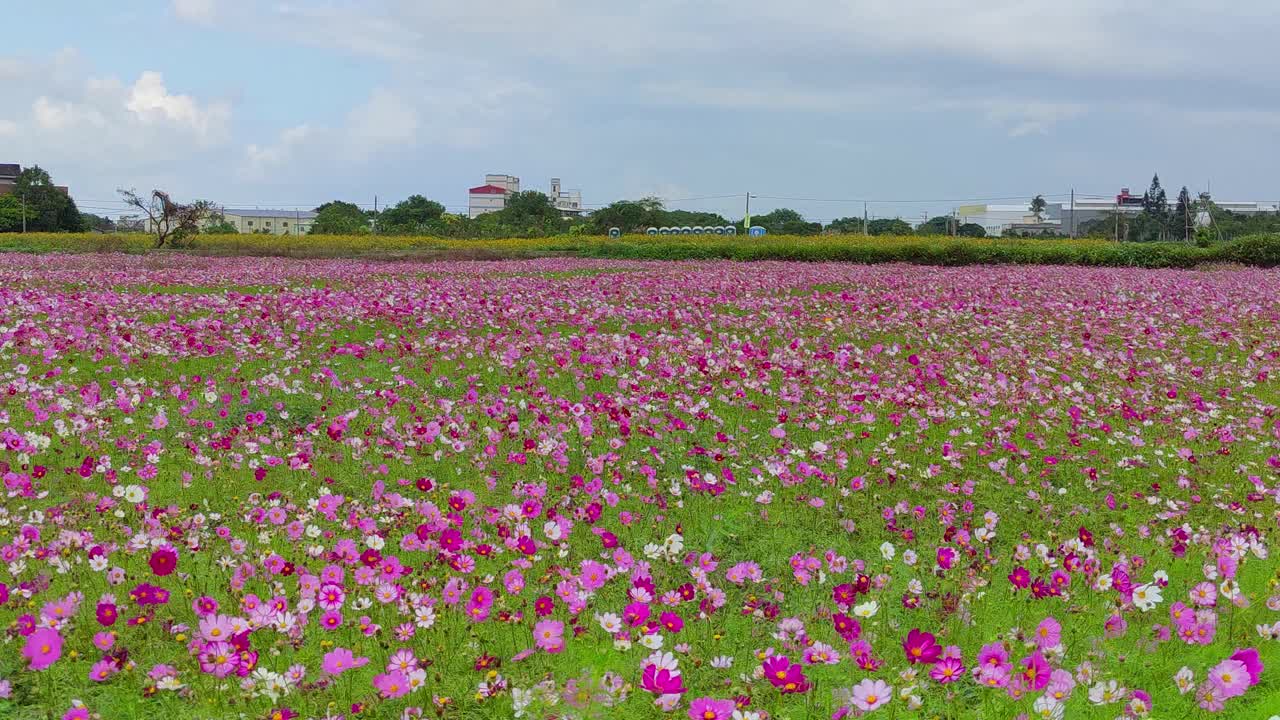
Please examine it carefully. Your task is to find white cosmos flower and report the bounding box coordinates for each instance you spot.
[853,600,879,618]
[880,542,896,561]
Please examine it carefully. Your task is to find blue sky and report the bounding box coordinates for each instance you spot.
[4,1,1279,223]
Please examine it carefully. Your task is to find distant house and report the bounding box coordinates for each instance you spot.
[468,174,520,218]
[0,164,69,196]
[0,164,19,195]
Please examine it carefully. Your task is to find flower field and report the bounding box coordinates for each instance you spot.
[1,252,1278,720]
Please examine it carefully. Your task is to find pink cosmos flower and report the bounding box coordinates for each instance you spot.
[373,671,411,698]
[1208,659,1249,699]
[197,641,239,677]
[22,629,63,671]
[929,656,965,684]
[533,619,565,653]
[321,647,369,676]
[850,678,892,712]
[1034,617,1061,649]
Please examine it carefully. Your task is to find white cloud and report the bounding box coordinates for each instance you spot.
[125,71,230,142]
[173,0,216,24]
[347,89,419,152]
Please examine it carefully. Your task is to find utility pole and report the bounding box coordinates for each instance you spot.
[1184,194,1191,243]
[1114,201,1119,242]
[1069,188,1075,239]
[744,192,750,230]
[863,202,869,236]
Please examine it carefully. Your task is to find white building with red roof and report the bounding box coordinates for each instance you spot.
[468,174,520,218]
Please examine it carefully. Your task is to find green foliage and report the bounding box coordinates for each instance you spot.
[750,208,821,235]
[80,212,116,233]
[589,197,728,234]
[378,194,446,233]
[7,232,1280,268]
[868,218,912,235]
[957,222,986,238]
[0,195,24,232]
[310,201,372,234]
[3,165,84,232]
[1029,194,1048,221]
[915,216,955,235]
[825,216,865,234]
[200,211,239,234]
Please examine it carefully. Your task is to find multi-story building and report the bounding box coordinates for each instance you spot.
[468,174,520,218]
[549,178,583,216]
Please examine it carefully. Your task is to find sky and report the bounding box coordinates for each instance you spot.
[3,0,1280,223]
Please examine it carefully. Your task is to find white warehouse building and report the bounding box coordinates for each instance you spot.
[147,208,318,235]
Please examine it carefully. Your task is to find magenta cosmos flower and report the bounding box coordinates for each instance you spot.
[1229,648,1263,687]
[149,547,178,576]
[687,697,734,720]
[902,628,942,664]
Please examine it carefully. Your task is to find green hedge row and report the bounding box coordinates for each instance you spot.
[2,232,1279,267]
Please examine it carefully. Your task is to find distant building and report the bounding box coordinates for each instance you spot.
[955,204,1038,236]
[963,189,1280,235]
[0,163,69,196]
[468,173,520,218]
[220,209,317,235]
[1047,188,1280,232]
[146,208,317,235]
[0,164,19,195]
[549,178,583,216]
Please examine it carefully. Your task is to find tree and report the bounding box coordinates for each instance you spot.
[751,208,821,235]
[310,201,372,234]
[11,166,83,232]
[957,223,986,237]
[915,216,955,235]
[1171,186,1194,242]
[202,212,239,234]
[80,213,116,233]
[378,195,446,234]
[0,195,24,233]
[826,217,865,234]
[502,191,561,225]
[1139,174,1168,241]
[589,198,666,233]
[119,188,216,247]
[867,218,912,236]
[1029,195,1048,222]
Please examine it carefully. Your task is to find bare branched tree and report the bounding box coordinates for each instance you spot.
[118,189,217,248]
